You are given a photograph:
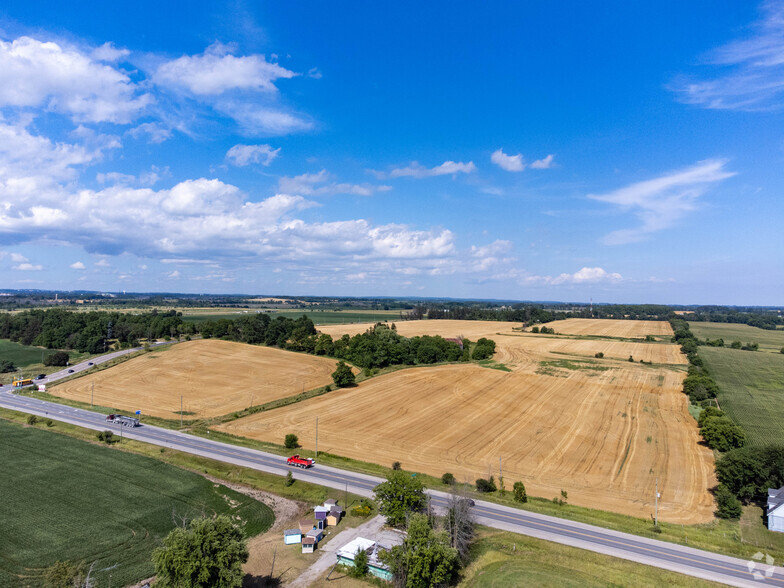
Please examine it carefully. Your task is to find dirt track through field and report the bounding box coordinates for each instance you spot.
[49,339,338,419]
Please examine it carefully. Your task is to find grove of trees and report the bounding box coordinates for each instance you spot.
[152,515,248,588]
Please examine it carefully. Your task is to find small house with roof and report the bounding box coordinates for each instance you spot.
[336,537,393,581]
[283,529,301,545]
[302,536,316,554]
[307,527,323,543]
[327,506,343,526]
[314,505,330,522]
[768,487,784,532]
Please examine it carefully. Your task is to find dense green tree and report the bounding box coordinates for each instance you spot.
[380,513,459,588]
[714,484,742,519]
[0,359,15,373]
[331,361,356,387]
[441,472,455,485]
[374,471,427,527]
[348,548,368,578]
[715,446,784,503]
[44,351,70,367]
[43,560,86,588]
[152,515,248,588]
[471,338,496,360]
[513,481,528,503]
[700,417,746,452]
[284,434,299,449]
[475,477,497,493]
[697,406,725,428]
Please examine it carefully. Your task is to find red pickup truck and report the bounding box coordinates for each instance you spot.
[287,455,315,468]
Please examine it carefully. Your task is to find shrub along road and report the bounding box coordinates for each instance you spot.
[0,351,782,588]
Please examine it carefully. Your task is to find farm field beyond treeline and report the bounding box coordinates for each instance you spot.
[222,318,713,523]
[0,418,273,588]
[688,321,784,352]
[48,339,338,419]
[699,346,784,447]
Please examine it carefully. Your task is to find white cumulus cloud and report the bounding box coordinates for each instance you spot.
[155,42,297,95]
[377,160,477,179]
[226,144,280,167]
[69,261,86,269]
[491,149,525,172]
[0,36,151,123]
[530,154,555,169]
[14,263,43,271]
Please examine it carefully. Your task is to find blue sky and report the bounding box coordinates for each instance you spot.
[0,1,782,304]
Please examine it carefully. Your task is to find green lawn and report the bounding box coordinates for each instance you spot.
[0,419,273,588]
[460,529,719,587]
[688,322,784,353]
[699,346,784,446]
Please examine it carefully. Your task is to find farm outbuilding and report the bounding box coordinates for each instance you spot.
[299,519,315,534]
[768,487,784,532]
[336,537,393,581]
[283,529,301,544]
[306,527,323,543]
[314,505,330,521]
[302,536,316,554]
[327,506,343,527]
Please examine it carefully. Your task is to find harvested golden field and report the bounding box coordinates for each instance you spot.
[317,319,507,340]
[493,334,687,367]
[219,362,714,523]
[544,318,673,338]
[318,319,686,368]
[49,339,338,419]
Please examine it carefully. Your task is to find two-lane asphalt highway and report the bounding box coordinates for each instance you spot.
[2,350,783,587]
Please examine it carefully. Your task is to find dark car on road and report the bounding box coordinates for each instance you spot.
[36,374,46,380]
[68,369,74,373]
[88,362,93,366]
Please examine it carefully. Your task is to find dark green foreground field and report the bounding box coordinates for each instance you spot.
[0,420,273,588]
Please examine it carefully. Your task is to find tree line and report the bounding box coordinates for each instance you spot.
[0,309,496,370]
[0,308,190,353]
[202,315,492,369]
[668,317,784,520]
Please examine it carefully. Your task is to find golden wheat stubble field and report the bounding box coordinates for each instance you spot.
[49,339,338,419]
[221,318,713,523]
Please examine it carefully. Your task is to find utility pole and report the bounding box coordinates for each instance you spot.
[499,456,502,479]
[180,395,183,429]
[655,477,659,527]
[315,416,319,458]
[91,382,94,408]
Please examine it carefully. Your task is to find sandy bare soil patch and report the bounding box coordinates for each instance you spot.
[219,362,714,524]
[49,339,338,419]
[544,318,674,338]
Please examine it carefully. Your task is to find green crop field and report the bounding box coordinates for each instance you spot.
[699,347,784,447]
[0,419,273,588]
[688,322,784,353]
[0,340,92,384]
